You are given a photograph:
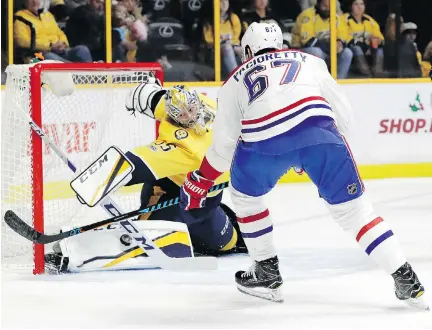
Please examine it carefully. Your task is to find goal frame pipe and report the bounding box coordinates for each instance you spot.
[28,62,164,274]
[30,62,44,275]
[27,62,164,72]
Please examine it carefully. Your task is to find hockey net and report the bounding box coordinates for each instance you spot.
[1,62,163,274]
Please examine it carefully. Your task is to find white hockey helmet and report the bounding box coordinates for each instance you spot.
[240,22,283,62]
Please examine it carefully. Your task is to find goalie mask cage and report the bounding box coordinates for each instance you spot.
[1,62,164,274]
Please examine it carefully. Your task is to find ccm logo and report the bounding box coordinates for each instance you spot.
[79,154,108,183]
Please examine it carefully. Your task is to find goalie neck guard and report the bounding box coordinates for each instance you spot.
[165,86,215,135]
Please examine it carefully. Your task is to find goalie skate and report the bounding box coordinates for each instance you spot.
[392,262,430,311]
[235,256,283,303]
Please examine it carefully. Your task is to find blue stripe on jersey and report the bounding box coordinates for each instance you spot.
[241,104,332,134]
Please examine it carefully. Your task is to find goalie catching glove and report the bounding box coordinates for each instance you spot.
[125,74,166,119]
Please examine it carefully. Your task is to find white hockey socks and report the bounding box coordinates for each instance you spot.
[327,195,407,274]
[230,187,276,261]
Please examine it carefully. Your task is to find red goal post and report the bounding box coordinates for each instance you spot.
[1,62,164,274]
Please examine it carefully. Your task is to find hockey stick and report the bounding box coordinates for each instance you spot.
[11,98,222,270]
[5,183,228,270]
[4,182,228,245]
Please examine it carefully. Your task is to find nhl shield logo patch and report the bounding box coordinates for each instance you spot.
[347,183,358,195]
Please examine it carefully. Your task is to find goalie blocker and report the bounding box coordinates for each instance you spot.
[70,146,134,207]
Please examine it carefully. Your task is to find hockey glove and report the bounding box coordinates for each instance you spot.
[125,76,166,119]
[180,171,214,210]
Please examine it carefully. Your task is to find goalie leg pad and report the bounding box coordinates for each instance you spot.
[55,220,194,273]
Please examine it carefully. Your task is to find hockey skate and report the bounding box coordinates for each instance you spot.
[44,252,69,275]
[44,241,69,274]
[235,256,283,303]
[392,262,429,311]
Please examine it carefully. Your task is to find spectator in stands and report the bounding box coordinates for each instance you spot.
[34,0,70,22]
[384,14,421,78]
[424,40,432,62]
[342,0,384,77]
[203,0,241,78]
[401,23,431,78]
[64,0,87,11]
[48,0,70,22]
[65,0,105,61]
[242,0,282,28]
[118,0,153,61]
[297,0,341,14]
[423,40,432,79]
[112,4,135,62]
[118,0,145,23]
[111,3,148,62]
[291,0,352,79]
[14,0,92,63]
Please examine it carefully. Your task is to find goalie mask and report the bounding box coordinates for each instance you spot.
[165,86,215,135]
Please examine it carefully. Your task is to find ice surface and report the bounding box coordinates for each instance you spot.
[2,178,432,329]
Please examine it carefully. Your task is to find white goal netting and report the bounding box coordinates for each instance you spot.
[1,63,162,271]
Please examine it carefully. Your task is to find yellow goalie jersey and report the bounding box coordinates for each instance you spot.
[126,92,229,196]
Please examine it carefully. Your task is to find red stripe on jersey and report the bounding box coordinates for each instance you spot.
[199,156,223,181]
[242,96,328,125]
[356,217,384,242]
[237,209,270,223]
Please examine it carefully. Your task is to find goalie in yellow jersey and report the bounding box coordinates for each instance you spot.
[124,80,247,255]
[44,77,246,274]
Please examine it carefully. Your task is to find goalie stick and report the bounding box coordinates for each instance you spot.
[9,93,222,271]
[4,182,228,244]
[4,182,228,270]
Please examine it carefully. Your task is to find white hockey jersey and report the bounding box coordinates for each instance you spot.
[205,50,353,174]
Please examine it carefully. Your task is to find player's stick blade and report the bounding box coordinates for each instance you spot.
[236,284,284,303]
[4,210,42,243]
[160,256,218,271]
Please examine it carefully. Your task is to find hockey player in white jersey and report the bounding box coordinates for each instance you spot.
[179,22,428,309]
